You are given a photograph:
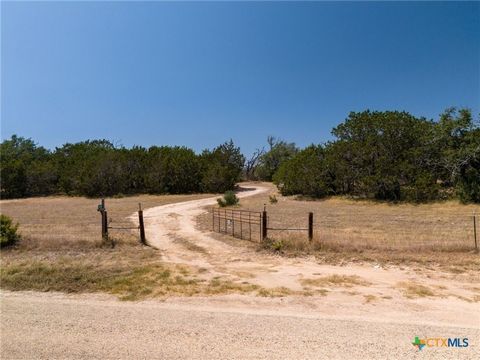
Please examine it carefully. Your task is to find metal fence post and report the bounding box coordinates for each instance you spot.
[308,212,313,241]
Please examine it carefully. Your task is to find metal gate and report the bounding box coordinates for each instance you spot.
[212,208,263,242]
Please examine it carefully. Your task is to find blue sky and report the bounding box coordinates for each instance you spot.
[2,1,479,155]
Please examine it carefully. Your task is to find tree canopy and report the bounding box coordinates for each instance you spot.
[1,108,478,203]
[273,108,479,202]
[0,138,244,198]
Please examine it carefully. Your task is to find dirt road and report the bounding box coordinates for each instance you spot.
[2,291,478,360]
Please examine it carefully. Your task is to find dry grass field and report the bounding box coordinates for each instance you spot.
[197,183,480,269]
[2,186,479,300]
[241,187,479,251]
[1,194,260,300]
[1,194,213,250]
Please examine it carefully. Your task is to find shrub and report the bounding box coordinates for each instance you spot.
[217,190,239,207]
[0,214,20,248]
[269,194,278,204]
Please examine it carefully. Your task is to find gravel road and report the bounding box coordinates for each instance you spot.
[1,291,478,360]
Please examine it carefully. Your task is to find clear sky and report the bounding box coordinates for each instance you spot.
[2,1,479,155]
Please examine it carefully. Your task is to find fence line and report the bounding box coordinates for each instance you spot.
[210,207,479,251]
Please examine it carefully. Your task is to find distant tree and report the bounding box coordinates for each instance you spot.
[145,146,201,194]
[244,147,265,180]
[0,135,56,198]
[273,145,332,197]
[434,108,480,202]
[255,136,298,181]
[54,140,118,196]
[330,110,438,201]
[200,140,245,193]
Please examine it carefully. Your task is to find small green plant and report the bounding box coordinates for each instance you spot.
[1,214,20,248]
[269,194,278,204]
[272,239,284,252]
[217,190,239,207]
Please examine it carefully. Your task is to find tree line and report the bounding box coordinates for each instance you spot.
[250,108,479,203]
[1,107,479,202]
[1,138,244,198]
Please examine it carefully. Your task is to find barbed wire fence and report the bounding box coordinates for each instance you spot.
[211,205,479,252]
[54,199,477,252]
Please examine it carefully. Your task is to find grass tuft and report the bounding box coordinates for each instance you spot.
[300,275,371,288]
[397,281,436,298]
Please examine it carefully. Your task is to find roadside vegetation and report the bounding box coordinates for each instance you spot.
[217,190,239,207]
[0,214,20,248]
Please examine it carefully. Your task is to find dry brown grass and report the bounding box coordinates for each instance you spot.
[0,194,310,299]
[0,249,261,300]
[300,275,371,288]
[197,183,480,268]
[363,294,377,303]
[396,281,437,298]
[238,187,480,251]
[1,194,212,250]
[0,194,269,300]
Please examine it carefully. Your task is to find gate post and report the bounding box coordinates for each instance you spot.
[103,210,108,241]
[138,203,146,245]
[262,205,268,241]
[308,212,313,241]
[98,198,106,239]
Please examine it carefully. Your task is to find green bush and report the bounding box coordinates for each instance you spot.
[273,145,331,198]
[1,214,20,248]
[217,190,239,207]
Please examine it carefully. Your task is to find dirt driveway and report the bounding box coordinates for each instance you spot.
[138,184,479,329]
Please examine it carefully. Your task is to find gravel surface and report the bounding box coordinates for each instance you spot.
[1,292,478,360]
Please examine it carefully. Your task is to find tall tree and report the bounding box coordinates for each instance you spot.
[200,140,245,193]
[255,136,298,181]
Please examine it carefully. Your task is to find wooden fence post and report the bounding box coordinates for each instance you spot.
[103,210,108,241]
[308,212,313,241]
[100,211,106,239]
[99,198,106,239]
[262,205,268,241]
[138,203,146,245]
